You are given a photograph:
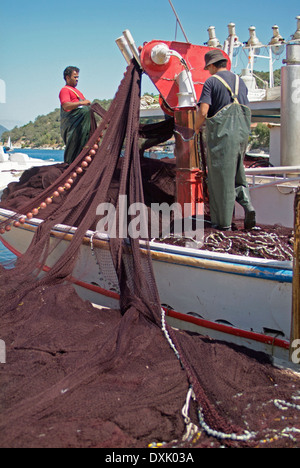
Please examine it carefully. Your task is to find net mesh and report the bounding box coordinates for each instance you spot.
[0,61,299,448]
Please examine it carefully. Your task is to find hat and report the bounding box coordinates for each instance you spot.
[204,50,228,70]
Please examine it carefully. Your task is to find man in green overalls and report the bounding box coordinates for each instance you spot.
[196,50,256,231]
[59,67,92,164]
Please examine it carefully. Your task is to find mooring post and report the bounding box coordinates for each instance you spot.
[290,187,300,361]
[174,109,204,218]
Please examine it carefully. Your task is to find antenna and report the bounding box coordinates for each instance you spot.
[168,0,190,43]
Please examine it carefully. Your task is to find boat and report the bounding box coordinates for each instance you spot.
[1,18,300,372]
[0,145,57,196]
[4,136,13,152]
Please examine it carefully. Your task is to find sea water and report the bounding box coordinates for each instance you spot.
[17,148,174,162]
[0,243,16,268]
[16,148,64,163]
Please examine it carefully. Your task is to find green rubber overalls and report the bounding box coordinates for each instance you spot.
[61,106,92,165]
[205,74,253,229]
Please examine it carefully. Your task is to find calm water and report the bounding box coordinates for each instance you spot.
[16,148,64,162]
[0,243,17,268]
[16,148,174,162]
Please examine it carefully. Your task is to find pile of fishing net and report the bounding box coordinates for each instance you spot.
[0,61,299,449]
[1,282,299,449]
[158,224,294,261]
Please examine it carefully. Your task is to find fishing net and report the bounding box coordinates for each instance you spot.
[0,61,300,449]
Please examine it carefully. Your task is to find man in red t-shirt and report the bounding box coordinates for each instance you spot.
[59,66,92,163]
[59,66,91,111]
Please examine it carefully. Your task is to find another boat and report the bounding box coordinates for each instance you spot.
[4,136,13,152]
[1,19,300,372]
[0,145,56,196]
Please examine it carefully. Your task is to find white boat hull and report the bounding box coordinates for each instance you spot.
[0,208,295,368]
[0,150,56,194]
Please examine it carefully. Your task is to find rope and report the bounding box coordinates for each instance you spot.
[161,307,181,362]
[161,307,256,444]
[197,407,256,442]
[203,228,294,261]
[257,397,300,444]
[274,398,300,411]
[181,387,201,443]
[173,129,196,142]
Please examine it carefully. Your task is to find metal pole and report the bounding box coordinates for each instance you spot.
[281,43,300,167]
[290,188,300,361]
[122,30,142,67]
[168,0,190,43]
[115,36,134,64]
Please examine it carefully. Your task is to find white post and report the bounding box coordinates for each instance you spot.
[280,43,300,167]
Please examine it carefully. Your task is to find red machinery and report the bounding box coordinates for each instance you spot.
[140,40,231,217]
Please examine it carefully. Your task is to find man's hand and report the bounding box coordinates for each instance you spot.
[62,99,91,112]
[82,99,91,107]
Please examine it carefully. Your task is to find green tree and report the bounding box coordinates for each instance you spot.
[249,123,270,149]
[253,69,281,88]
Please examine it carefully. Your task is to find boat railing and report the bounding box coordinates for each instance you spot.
[245,166,300,191]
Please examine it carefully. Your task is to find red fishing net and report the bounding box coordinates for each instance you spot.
[0,61,299,448]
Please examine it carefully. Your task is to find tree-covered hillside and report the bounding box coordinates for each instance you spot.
[3,109,63,148]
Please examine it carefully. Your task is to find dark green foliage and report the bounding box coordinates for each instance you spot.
[249,123,270,149]
[253,68,281,88]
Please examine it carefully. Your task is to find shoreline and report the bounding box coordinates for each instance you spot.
[14,146,64,151]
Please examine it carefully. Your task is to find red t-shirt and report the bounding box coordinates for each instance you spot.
[59,86,85,111]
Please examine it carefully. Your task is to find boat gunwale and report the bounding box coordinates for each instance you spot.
[0,208,293,282]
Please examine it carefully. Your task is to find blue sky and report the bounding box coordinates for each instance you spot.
[0,0,299,129]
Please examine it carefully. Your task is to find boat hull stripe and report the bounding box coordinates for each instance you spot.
[0,235,290,351]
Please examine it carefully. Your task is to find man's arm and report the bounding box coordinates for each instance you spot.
[62,99,91,112]
[195,103,209,134]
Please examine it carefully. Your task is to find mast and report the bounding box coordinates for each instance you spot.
[168,0,190,43]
